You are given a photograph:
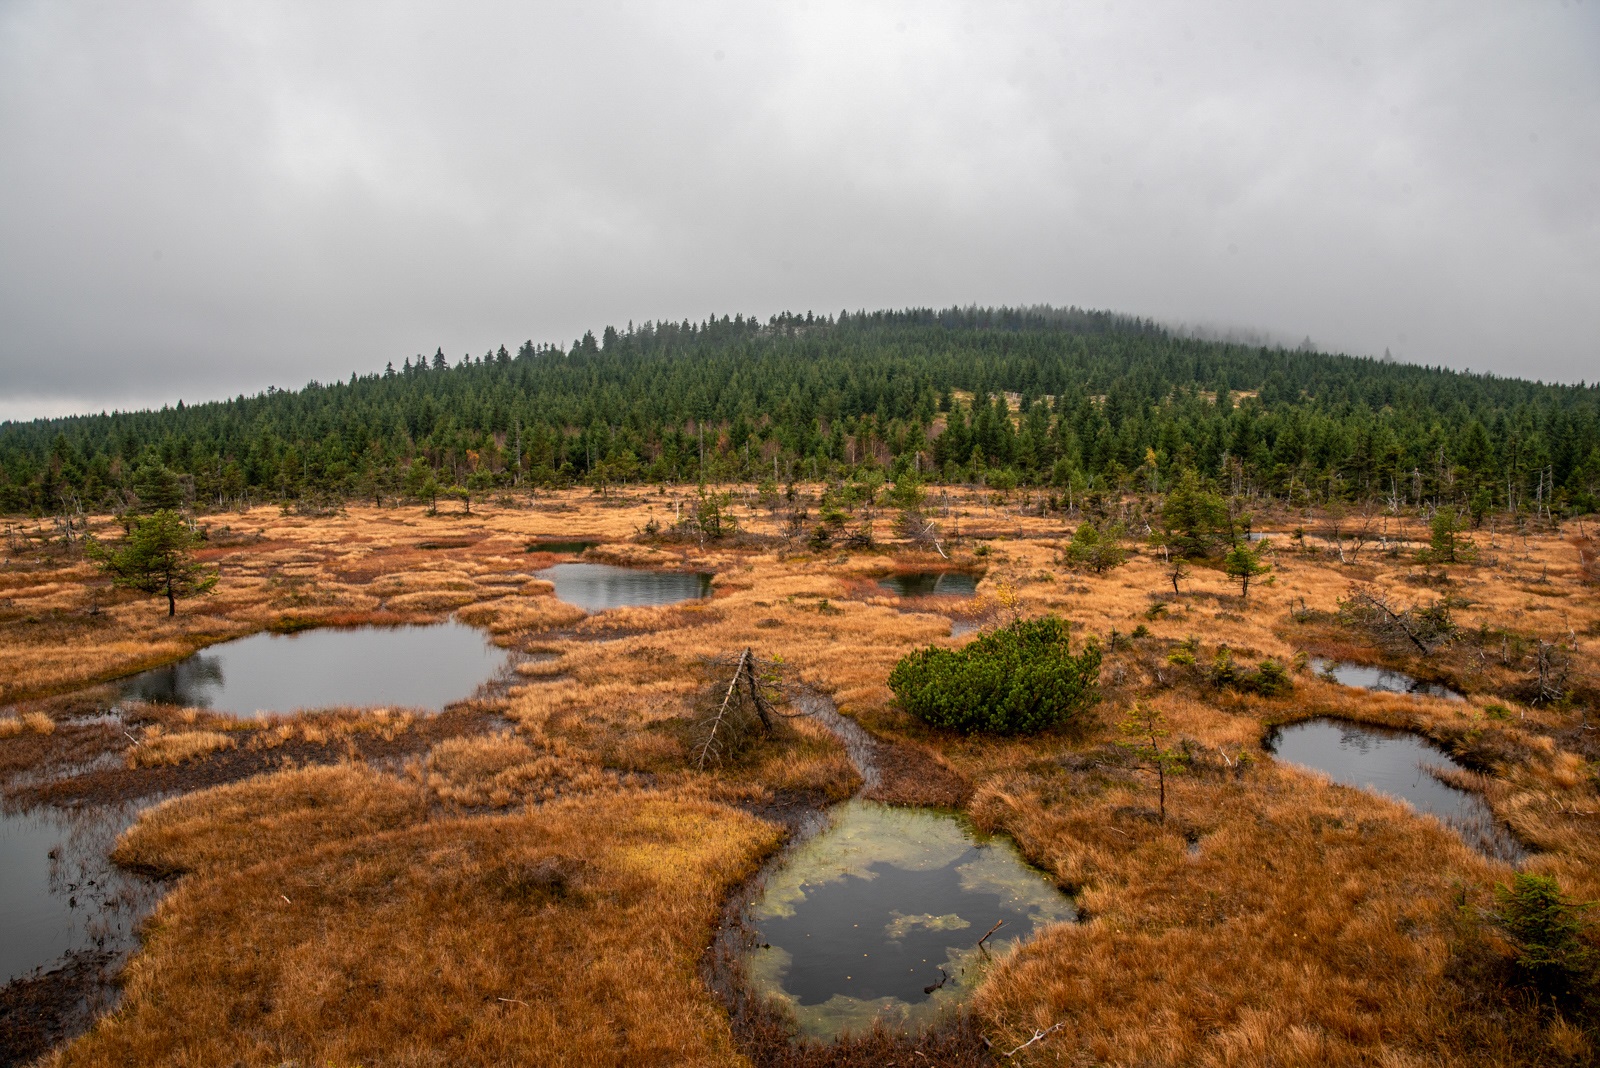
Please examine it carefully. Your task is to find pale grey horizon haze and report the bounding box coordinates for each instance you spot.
[1,1,1597,422]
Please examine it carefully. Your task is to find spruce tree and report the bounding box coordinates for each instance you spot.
[86,510,218,616]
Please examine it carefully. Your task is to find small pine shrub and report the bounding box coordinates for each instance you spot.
[1251,658,1293,696]
[1492,873,1595,1006]
[889,615,1101,734]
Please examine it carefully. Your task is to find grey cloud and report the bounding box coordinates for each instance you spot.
[1,0,1597,420]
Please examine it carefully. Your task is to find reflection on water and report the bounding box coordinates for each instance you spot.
[878,573,979,598]
[1266,718,1521,862]
[525,540,601,554]
[120,620,508,717]
[1311,658,1464,701]
[536,562,712,612]
[747,800,1074,1039]
[0,803,158,987]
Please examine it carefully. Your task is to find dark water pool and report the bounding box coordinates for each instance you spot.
[525,540,600,554]
[746,801,1075,1038]
[1311,658,1464,701]
[0,803,158,987]
[536,562,712,612]
[878,573,979,598]
[119,620,509,717]
[1266,718,1521,861]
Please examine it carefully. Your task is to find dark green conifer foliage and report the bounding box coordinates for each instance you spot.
[85,509,218,616]
[1162,469,1229,558]
[1223,541,1271,601]
[1492,873,1595,1005]
[888,616,1100,734]
[2,306,1598,515]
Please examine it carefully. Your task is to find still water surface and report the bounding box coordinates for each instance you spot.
[536,562,712,612]
[878,573,980,598]
[1267,718,1520,861]
[525,540,601,554]
[0,803,157,986]
[1310,658,1464,700]
[120,620,509,717]
[747,801,1075,1038]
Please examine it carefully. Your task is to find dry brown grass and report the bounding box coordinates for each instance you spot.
[59,792,780,1068]
[124,728,236,768]
[5,491,1598,1065]
[0,710,55,737]
[111,763,431,879]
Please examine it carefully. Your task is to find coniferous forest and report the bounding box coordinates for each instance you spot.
[3,305,1598,518]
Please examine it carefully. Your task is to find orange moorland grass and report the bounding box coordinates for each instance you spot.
[60,786,782,1068]
[124,727,237,768]
[109,763,431,878]
[4,489,1598,1065]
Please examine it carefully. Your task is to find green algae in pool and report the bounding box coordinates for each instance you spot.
[746,800,1075,1039]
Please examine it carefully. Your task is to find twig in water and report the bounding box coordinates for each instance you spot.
[1004,1021,1066,1058]
[976,919,1005,951]
[922,967,950,994]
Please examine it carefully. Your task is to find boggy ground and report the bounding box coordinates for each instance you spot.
[1,488,1597,1066]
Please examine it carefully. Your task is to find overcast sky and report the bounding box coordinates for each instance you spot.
[2,1,1597,421]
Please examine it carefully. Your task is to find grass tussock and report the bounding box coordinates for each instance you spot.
[59,795,781,1068]
[416,732,620,807]
[0,711,55,737]
[125,728,235,768]
[111,764,431,879]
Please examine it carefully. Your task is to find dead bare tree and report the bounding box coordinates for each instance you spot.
[1338,586,1456,655]
[900,509,948,558]
[1529,640,1572,706]
[691,648,788,769]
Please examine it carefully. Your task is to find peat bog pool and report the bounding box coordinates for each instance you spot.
[1310,658,1465,701]
[0,803,157,989]
[744,800,1075,1040]
[878,572,980,599]
[536,562,713,612]
[525,539,601,554]
[1267,718,1521,862]
[119,619,511,718]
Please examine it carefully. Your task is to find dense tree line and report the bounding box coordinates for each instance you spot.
[3,305,1598,517]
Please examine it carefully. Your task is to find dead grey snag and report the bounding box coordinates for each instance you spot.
[693,647,789,769]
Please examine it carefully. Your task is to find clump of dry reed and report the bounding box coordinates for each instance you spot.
[125,728,235,768]
[0,710,55,736]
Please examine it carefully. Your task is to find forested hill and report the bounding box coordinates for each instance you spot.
[3,305,1598,516]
